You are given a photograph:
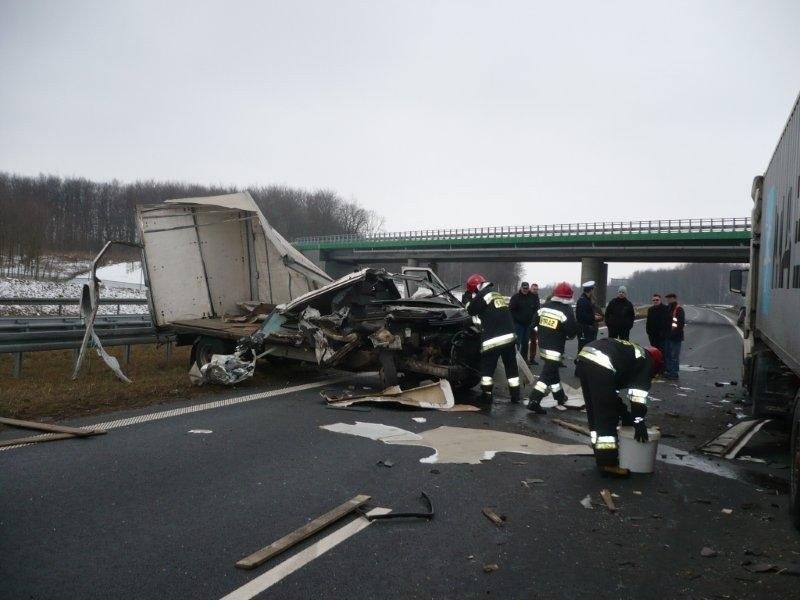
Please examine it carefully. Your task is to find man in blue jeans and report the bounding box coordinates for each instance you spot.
[509,281,538,360]
[663,292,685,379]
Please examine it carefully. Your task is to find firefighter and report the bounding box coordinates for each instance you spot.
[575,338,664,477]
[464,274,520,403]
[525,282,579,413]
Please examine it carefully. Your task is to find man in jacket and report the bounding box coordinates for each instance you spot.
[525,282,579,414]
[509,282,538,359]
[575,338,664,477]
[663,292,685,380]
[528,283,541,364]
[645,293,669,351]
[464,274,520,403]
[604,286,635,340]
[576,281,602,352]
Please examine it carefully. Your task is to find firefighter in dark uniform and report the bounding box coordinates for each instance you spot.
[575,338,664,477]
[525,282,579,414]
[464,274,521,403]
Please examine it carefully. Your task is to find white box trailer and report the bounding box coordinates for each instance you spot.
[136,192,332,363]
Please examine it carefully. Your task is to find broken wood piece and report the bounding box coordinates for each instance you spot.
[0,417,105,437]
[235,494,371,570]
[600,489,617,512]
[0,431,106,448]
[551,418,591,437]
[482,507,505,527]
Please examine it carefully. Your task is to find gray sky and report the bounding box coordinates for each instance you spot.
[2,1,798,284]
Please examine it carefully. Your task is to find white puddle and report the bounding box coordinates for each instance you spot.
[320,422,592,464]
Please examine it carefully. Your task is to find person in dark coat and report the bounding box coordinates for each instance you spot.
[575,281,602,352]
[663,292,686,380]
[645,293,670,351]
[604,286,635,340]
[528,283,541,364]
[509,282,538,358]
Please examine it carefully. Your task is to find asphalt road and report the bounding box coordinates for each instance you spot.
[2,306,799,599]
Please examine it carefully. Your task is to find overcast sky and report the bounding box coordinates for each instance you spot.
[2,1,798,284]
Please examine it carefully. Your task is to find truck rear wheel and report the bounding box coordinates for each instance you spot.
[791,393,800,530]
[192,336,234,370]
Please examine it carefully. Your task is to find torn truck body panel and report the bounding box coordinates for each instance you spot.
[137,192,331,328]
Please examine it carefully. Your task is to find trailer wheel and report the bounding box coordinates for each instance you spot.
[192,336,234,370]
[790,392,800,530]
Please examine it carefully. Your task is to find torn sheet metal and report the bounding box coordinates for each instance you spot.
[190,353,256,386]
[320,422,592,464]
[325,380,455,410]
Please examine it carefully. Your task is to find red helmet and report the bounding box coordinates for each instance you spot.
[466,274,487,293]
[553,282,574,300]
[646,346,664,376]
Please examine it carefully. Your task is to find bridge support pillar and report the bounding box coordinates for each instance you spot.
[300,249,358,279]
[406,258,419,267]
[580,258,608,308]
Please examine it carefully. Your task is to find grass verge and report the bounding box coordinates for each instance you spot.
[0,344,318,422]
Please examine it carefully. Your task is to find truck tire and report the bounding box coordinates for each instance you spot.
[192,336,234,370]
[791,393,800,530]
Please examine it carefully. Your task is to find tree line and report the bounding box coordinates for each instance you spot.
[0,172,381,278]
[618,263,744,305]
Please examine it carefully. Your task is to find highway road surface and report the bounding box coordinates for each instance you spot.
[2,306,799,599]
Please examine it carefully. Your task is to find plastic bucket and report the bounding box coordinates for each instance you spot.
[617,426,661,473]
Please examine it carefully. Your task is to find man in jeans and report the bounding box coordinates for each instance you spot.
[509,281,538,360]
[663,292,685,380]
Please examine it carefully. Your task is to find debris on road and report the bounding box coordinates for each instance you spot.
[738,455,768,464]
[721,508,733,515]
[412,417,427,423]
[482,507,505,527]
[521,478,545,488]
[376,459,394,468]
[551,418,591,437]
[700,547,718,558]
[235,494,371,570]
[680,364,709,372]
[483,563,500,573]
[187,429,213,434]
[580,494,594,509]
[325,380,455,411]
[320,422,592,464]
[365,492,433,521]
[600,489,617,512]
[699,419,771,459]
[714,381,738,387]
[0,416,106,448]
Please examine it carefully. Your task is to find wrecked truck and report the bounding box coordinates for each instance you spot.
[133,192,481,389]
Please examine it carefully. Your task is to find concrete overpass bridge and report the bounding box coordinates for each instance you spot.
[294,217,751,305]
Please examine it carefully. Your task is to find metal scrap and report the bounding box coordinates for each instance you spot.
[325,380,455,410]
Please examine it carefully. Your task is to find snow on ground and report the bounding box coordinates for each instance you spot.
[71,261,146,289]
[0,277,148,317]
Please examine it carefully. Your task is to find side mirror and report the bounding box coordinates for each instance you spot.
[729,269,744,295]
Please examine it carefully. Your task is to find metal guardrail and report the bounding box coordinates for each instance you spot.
[0,297,148,316]
[0,314,174,378]
[294,217,752,245]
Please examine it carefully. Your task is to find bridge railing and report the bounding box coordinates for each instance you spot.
[294,217,751,245]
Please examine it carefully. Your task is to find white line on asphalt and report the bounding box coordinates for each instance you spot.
[0,378,346,452]
[220,507,391,600]
[700,306,744,339]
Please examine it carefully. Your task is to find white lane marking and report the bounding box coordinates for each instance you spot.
[220,507,391,600]
[0,378,345,452]
[701,306,744,339]
[685,305,701,321]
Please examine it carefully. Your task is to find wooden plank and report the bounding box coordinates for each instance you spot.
[0,417,106,437]
[0,430,105,448]
[482,507,505,527]
[551,418,591,437]
[235,494,371,570]
[600,489,617,512]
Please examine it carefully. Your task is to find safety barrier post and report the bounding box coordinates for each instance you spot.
[13,352,23,378]
[124,345,132,364]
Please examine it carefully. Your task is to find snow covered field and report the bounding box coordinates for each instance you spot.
[0,259,148,316]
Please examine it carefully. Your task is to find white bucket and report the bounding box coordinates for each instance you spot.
[617,426,661,473]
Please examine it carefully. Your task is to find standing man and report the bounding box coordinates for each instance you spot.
[575,338,664,477]
[525,282,579,414]
[528,283,541,365]
[464,274,521,403]
[576,281,602,352]
[663,292,685,380]
[645,293,669,351]
[509,282,537,359]
[604,286,635,340]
